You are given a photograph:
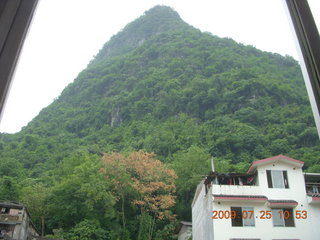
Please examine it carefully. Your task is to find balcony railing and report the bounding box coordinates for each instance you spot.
[0,214,21,223]
[306,183,320,195]
[212,184,261,196]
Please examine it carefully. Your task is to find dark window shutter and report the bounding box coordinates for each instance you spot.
[284,208,295,227]
[283,171,289,188]
[266,170,273,188]
[231,207,243,227]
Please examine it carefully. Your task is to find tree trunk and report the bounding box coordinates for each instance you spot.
[41,216,44,237]
[148,214,156,240]
[121,192,126,237]
[137,209,144,240]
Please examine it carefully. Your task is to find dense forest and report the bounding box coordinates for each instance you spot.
[0,5,319,239]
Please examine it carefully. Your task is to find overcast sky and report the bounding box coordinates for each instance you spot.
[0,0,319,133]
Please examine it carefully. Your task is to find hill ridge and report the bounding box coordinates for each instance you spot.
[0,6,318,236]
[90,5,191,65]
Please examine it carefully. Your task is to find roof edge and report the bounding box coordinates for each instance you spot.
[247,155,304,174]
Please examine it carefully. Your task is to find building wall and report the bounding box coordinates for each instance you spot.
[12,208,28,240]
[212,200,316,240]
[255,162,318,239]
[178,225,192,240]
[212,185,261,196]
[192,182,213,240]
[192,159,320,240]
[257,161,306,201]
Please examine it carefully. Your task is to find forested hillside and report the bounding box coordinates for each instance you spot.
[0,5,319,239]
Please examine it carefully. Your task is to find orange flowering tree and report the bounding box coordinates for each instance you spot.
[100,151,177,239]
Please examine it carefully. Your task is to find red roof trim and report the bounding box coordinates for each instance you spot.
[269,202,298,206]
[214,196,267,201]
[247,155,304,173]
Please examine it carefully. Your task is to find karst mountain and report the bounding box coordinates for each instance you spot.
[0,5,319,239]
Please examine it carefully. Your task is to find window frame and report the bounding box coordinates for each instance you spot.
[271,208,295,227]
[285,0,320,137]
[266,170,289,189]
[231,206,255,227]
[0,0,39,116]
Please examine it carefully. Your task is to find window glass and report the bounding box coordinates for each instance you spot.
[267,170,289,188]
[242,207,255,226]
[283,208,295,227]
[231,207,243,227]
[272,208,295,227]
[271,170,285,188]
[272,209,284,227]
[308,0,320,31]
[0,1,318,238]
[231,207,255,227]
[231,239,260,240]
[283,171,289,188]
[266,170,273,188]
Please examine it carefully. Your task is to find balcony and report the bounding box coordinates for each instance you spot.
[204,171,259,196]
[0,214,21,224]
[211,184,267,203]
[306,183,320,195]
[212,184,262,196]
[305,173,320,204]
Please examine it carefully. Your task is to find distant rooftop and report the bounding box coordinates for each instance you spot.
[0,201,24,209]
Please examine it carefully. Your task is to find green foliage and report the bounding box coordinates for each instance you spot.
[101,151,177,239]
[65,220,110,240]
[137,212,153,240]
[0,157,25,178]
[0,177,20,201]
[0,5,318,238]
[170,146,210,220]
[154,220,179,240]
[46,153,116,230]
[20,183,51,235]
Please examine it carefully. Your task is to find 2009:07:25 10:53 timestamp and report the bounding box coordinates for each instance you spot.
[212,210,308,220]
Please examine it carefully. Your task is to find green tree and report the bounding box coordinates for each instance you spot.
[170,146,210,220]
[21,183,50,237]
[47,153,116,233]
[65,220,110,240]
[101,151,177,240]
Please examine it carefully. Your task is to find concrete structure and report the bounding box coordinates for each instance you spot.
[176,221,192,240]
[192,155,320,240]
[0,202,39,240]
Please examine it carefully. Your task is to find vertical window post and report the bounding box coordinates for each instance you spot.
[0,0,39,118]
[284,0,320,137]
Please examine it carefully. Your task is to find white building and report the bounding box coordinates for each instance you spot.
[192,155,320,240]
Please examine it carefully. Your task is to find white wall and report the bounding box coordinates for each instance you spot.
[192,159,320,240]
[178,225,192,240]
[257,161,305,201]
[212,161,319,239]
[212,200,316,240]
[192,183,214,240]
[256,161,320,239]
[212,185,261,196]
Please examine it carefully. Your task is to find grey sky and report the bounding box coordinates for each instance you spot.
[0,0,319,133]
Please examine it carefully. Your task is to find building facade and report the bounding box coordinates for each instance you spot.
[192,155,320,240]
[0,202,39,240]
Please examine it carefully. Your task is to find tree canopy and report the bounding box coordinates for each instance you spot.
[0,5,319,239]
